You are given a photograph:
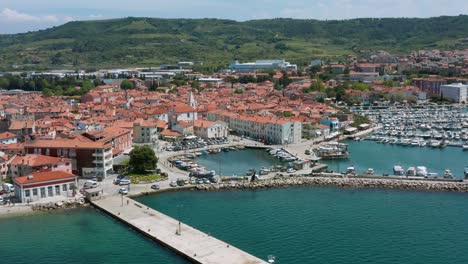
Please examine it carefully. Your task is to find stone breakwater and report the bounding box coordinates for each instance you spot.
[195,177,468,192]
[31,197,88,211]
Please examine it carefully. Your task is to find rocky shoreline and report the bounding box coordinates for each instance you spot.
[194,176,468,192]
[31,197,88,211]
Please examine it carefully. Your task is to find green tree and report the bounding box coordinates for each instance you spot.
[120,79,135,90]
[129,145,158,174]
[54,85,64,96]
[0,77,9,89]
[42,88,54,97]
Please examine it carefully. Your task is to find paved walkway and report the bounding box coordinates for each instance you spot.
[92,196,267,264]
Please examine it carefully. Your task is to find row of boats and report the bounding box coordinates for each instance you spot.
[172,160,216,178]
[353,106,468,149]
[194,146,246,156]
[267,148,299,162]
[367,136,468,149]
[393,165,453,178]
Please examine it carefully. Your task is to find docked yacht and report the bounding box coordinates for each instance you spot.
[406,167,416,176]
[393,165,404,176]
[443,169,453,179]
[416,166,428,177]
[465,166,468,179]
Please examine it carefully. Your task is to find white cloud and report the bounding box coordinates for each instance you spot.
[0,8,59,23]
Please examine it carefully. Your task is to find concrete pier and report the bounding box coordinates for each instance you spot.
[91,196,267,264]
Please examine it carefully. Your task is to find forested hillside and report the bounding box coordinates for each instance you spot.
[0,16,467,70]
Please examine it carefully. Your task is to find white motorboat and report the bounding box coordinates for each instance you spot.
[443,169,453,179]
[367,168,375,175]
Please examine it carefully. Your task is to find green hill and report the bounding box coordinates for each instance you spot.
[0,16,467,71]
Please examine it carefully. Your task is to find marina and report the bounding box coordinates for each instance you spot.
[321,140,467,178]
[352,106,468,149]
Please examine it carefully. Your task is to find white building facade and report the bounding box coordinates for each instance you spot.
[440,83,468,103]
[207,111,301,144]
[13,171,78,203]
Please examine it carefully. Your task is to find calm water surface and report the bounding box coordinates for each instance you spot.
[139,187,468,264]
[197,141,467,178]
[323,140,467,178]
[0,208,188,264]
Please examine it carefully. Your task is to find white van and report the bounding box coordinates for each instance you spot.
[3,183,14,193]
[83,180,97,189]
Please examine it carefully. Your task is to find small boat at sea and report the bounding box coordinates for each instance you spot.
[315,142,349,159]
[367,168,374,175]
[464,166,468,179]
[346,166,355,174]
[444,169,453,179]
[406,167,416,176]
[393,165,404,176]
[259,167,272,175]
[463,145,468,151]
[416,166,428,177]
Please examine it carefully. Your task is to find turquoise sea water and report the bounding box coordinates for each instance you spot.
[139,187,468,264]
[197,147,287,176]
[322,140,467,178]
[0,208,188,264]
[198,141,467,178]
[3,187,468,264]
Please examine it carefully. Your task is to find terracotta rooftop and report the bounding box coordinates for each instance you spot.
[14,171,77,185]
[10,154,71,167]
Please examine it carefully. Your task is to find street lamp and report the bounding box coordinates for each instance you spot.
[176,204,183,235]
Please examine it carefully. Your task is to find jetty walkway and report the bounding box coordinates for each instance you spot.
[92,196,267,264]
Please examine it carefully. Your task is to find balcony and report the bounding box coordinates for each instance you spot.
[92,152,104,158]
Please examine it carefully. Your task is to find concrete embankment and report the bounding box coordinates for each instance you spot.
[194,176,468,193]
[91,196,267,264]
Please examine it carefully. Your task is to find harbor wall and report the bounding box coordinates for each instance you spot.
[194,175,468,193]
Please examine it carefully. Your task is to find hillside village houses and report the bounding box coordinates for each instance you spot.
[3,50,466,191]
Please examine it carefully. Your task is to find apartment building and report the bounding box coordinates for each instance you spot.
[24,138,113,179]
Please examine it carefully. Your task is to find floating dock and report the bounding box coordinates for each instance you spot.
[91,196,267,264]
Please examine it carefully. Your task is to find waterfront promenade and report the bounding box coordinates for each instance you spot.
[92,196,267,264]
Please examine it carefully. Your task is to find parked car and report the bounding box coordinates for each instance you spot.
[83,180,97,189]
[119,179,131,185]
[202,178,210,184]
[150,184,160,190]
[190,178,196,185]
[169,181,177,187]
[195,178,204,184]
[118,187,128,195]
[177,179,185,186]
[113,178,121,185]
[0,196,3,204]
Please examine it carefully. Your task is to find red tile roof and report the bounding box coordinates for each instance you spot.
[14,171,77,185]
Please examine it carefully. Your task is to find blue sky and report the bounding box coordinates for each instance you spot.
[1,0,467,34]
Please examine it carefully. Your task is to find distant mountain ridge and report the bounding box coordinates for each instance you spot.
[0,16,467,70]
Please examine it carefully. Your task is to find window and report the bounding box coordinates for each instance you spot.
[25,189,30,197]
[32,188,38,196]
[62,184,68,192]
[55,185,60,195]
[54,165,58,168]
[40,187,46,198]
[48,186,53,197]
